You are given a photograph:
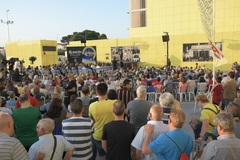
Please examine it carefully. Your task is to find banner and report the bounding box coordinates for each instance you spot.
[111,46,140,63]
[198,0,227,67]
[66,46,96,64]
[182,42,222,62]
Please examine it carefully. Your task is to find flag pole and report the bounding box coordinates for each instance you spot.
[212,0,216,86]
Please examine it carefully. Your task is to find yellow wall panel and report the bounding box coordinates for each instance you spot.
[6,40,58,67]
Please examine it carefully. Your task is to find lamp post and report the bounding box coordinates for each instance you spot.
[1,10,14,42]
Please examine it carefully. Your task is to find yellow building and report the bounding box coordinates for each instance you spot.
[68,0,240,71]
[6,40,58,67]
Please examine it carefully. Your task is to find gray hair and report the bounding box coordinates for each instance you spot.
[136,85,147,98]
[214,112,236,132]
[39,118,55,133]
[159,92,174,108]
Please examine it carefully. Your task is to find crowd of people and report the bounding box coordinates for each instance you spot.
[0,60,240,160]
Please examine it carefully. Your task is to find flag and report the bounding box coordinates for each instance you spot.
[209,40,227,67]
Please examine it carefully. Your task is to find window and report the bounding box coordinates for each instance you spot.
[131,0,146,28]
[42,46,56,51]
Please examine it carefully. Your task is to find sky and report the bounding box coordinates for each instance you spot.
[0,0,130,47]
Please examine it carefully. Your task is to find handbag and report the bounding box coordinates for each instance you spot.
[189,117,202,130]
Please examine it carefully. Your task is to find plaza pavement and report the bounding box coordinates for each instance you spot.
[180,101,201,138]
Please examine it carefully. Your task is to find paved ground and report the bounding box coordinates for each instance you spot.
[180,101,201,138]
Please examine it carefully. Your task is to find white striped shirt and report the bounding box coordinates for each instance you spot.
[0,132,28,160]
[62,117,94,160]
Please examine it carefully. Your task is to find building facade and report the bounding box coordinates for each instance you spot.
[68,0,240,70]
[6,40,58,67]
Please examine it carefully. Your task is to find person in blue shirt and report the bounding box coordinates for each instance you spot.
[142,110,193,160]
[6,92,16,108]
[146,81,156,92]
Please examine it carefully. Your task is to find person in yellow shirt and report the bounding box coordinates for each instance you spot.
[89,83,116,160]
[195,94,220,142]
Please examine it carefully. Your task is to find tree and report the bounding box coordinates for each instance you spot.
[99,34,107,39]
[60,30,108,44]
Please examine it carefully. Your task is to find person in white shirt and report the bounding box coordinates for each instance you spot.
[131,104,169,160]
[28,118,74,160]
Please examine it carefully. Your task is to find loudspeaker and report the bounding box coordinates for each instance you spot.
[162,35,169,42]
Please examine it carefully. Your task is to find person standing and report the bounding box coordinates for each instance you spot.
[126,85,152,133]
[201,112,240,160]
[102,101,135,160]
[211,77,223,105]
[0,113,28,160]
[222,71,238,110]
[12,94,41,151]
[77,85,91,117]
[89,83,116,160]
[117,79,133,107]
[131,105,169,160]
[64,73,77,107]
[142,110,193,160]
[62,99,94,160]
[28,118,74,160]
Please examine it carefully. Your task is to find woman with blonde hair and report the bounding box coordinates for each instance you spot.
[172,99,182,111]
[193,94,220,141]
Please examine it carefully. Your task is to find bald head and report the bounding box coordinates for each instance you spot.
[150,105,163,121]
[0,113,14,136]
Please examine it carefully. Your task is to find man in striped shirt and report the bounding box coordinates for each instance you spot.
[0,113,28,160]
[117,79,133,107]
[62,99,94,160]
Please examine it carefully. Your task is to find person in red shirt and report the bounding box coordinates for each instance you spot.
[15,86,38,108]
[212,77,223,105]
[154,77,163,86]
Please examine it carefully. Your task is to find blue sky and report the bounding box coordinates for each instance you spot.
[0,0,129,47]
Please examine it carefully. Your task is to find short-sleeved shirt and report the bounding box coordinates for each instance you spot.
[0,132,28,160]
[200,103,220,133]
[28,134,74,160]
[62,117,94,159]
[149,129,193,160]
[12,106,41,147]
[131,120,169,160]
[102,120,135,160]
[89,99,116,141]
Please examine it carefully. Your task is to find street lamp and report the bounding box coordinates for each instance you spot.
[1,10,14,42]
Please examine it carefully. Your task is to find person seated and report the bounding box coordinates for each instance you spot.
[6,92,16,108]
[234,90,240,104]
[146,81,156,92]
[226,101,240,139]
[0,98,12,115]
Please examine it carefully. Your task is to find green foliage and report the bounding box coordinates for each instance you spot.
[60,30,108,44]
[29,56,37,64]
[58,49,65,56]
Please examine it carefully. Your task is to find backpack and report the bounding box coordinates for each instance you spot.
[164,134,190,160]
[53,123,63,135]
